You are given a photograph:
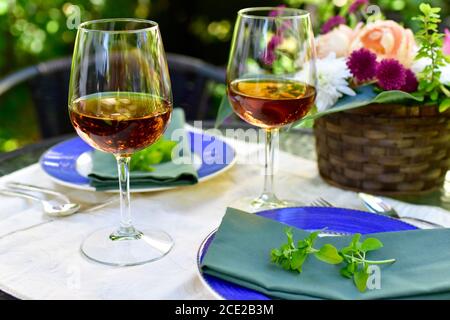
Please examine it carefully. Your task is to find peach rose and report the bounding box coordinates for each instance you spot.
[350,20,417,67]
[316,25,358,59]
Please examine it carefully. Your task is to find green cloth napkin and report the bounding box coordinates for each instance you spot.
[201,208,450,300]
[88,108,198,191]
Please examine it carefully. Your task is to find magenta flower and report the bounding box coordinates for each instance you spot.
[269,5,287,17]
[347,48,378,82]
[348,0,369,14]
[443,28,450,56]
[400,69,418,93]
[321,16,346,34]
[262,34,282,65]
[376,59,407,91]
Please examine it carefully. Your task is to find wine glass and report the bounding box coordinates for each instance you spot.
[69,19,173,266]
[227,7,317,211]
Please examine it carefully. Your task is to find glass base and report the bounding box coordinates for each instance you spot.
[230,194,304,213]
[81,226,174,266]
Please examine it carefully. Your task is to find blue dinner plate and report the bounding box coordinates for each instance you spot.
[40,130,236,192]
[197,207,417,300]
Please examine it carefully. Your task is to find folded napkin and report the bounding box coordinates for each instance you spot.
[88,108,198,191]
[201,208,450,300]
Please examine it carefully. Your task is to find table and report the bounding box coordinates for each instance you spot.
[0,125,448,299]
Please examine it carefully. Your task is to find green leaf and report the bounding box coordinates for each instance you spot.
[361,238,383,252]
[214,94,233,128]
[285,228,294,247]
[354,269,369,292]
[292,85,422,127]
[340,266,353,279]
[439,98,450,112]
[315,244,343,264]
[351,234,362,250]
[291,250,307,272]
[281,259,291,270]
[307,231,320,243]
[130,138,177,172]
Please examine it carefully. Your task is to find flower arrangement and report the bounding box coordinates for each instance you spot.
[305,2,450,121]
[215,3,450,128]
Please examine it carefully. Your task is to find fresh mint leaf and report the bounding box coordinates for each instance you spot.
[354,269,369,292]
[271,230,395,293]
[291,250,307,272]
[315,244,343,264]
[130,138,177,172]
[361,238,383,252]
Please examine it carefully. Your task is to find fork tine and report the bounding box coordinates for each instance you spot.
[319,198,334,207]
[310,197,334,207]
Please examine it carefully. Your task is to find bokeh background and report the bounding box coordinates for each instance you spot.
[0,0,449,152]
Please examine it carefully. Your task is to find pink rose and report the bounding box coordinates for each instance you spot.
[316,24,360,59]
[350,20,417,67]
[444,28,450,56]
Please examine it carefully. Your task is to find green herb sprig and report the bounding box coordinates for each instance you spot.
[130,138,177,172]
[271,228,396,292]
[413,3,450,111]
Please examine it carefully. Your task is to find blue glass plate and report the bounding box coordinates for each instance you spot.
[197,207,417,300]
[39,131,236,192]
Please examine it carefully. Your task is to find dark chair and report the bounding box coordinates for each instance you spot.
[0,54,225,139]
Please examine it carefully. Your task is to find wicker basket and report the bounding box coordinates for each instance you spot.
[314,103,450,195]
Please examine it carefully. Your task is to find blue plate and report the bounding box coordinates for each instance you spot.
[197,207,417,300]
[40,130,236,192]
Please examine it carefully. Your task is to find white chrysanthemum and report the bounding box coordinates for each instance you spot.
[306,53,355,112]
[412,57,450,86]
[411,57,431,74]
[440,63,450,86]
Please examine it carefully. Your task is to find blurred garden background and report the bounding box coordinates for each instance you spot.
[0,0,449,152]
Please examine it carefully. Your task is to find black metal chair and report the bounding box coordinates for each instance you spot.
[0,54,225,139]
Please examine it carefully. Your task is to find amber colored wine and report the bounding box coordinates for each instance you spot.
[228,79,316,128]
[69,92,171,155]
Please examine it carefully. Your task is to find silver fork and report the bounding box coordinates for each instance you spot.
[4,181,118,213]
[308,198,349,236]
[310,197,334,207]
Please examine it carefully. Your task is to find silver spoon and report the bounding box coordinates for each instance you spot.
[0,189,80,217]
[358,192,443,228]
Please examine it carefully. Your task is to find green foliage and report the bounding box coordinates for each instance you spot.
[271,229,395,292]
[294,85,422,128]
[129,138,177,172]
[413,3,450,111]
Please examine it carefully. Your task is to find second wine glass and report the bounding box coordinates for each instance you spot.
[227,7,317,211]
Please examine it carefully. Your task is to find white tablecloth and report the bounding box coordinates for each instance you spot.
[0,134,449,299]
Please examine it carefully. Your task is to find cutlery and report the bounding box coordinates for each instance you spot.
[310,197,334,208]
[4,181,118,212]
[0,188,80,217]
[5,181,71,203]
[358,192,444,228]
[309,198,350,236]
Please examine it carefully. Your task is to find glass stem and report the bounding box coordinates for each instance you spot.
[112,155,140,240]
[260,128,279,202]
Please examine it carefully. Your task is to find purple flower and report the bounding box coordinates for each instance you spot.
[400,69,418,93]
[376,59,407,91]
[321,16,346,34]
[269,5,287,17]
[262,34,282,65]
[347,48,378,82]
[348,0,369,14]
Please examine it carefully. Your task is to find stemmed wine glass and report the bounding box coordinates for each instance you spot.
[227,7,317,211]
[69,19,173,266]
